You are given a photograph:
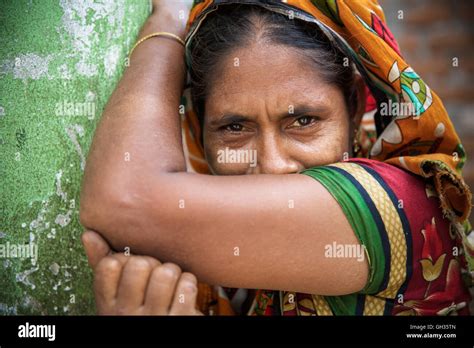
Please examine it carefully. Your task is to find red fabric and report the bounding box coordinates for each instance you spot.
[351,158,471,315]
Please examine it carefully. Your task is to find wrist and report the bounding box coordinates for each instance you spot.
[147,11,187,39]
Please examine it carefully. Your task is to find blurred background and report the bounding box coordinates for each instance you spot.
[380,0,474,223]
[0,0,472,314]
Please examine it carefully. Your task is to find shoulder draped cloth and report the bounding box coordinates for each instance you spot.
[179,0,473,313]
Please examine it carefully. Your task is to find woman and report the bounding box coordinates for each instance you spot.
[80,0,473,315]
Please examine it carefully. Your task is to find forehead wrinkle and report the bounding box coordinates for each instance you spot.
[208,78,333,117]
[208,66,332,106]
[204,44,341,122]
[207,43,325,93]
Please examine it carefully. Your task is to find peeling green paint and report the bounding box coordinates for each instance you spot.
[0,0,150,314]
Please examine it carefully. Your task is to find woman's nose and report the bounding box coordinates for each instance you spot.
[256,157,300,174]
[249,135,302,175]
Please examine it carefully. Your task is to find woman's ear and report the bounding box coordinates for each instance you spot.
[352,74,366,131]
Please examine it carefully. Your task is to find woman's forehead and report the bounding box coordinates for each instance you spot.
[205,43,335,100]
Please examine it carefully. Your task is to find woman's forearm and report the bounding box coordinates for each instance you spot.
[80,12,187,246]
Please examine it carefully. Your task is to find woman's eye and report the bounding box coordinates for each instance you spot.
[224,123,244,132]
[289,116,316,128]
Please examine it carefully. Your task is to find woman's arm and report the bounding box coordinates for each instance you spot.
[80,2,368,296]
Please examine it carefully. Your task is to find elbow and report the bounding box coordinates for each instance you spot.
[79,174,108,230]
[79,175,101,230]
[79,176,139,251]
[79,194,107,232]
[80,168,174,256]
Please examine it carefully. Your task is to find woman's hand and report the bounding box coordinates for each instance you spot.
[150,0,193,38]
[82,230,202,315]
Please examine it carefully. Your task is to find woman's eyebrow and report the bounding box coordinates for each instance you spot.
[208,105,329,125]
[285,105,329,118]
[209,114,254,125]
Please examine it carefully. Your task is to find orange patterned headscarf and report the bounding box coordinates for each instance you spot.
[182,0,471,223]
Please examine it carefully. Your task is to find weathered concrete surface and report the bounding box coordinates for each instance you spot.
[0,0,150,314]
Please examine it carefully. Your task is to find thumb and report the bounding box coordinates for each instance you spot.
[81,230,112,270]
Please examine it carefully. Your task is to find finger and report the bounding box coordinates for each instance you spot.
[141,256,161,268]
[93,253,160,315]
[144,263,182,315]
[121,253,161,269]
[169,272,199,315]
[116,257,155,312]
[112,245,162,268]
[94,255,128,314]
[82,230,112,269]
[88,235,160,315]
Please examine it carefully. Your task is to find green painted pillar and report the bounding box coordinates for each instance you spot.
[0,0,150,314]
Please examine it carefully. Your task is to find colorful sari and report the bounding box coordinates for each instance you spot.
[254,158,472,315]
[180,0,474,315]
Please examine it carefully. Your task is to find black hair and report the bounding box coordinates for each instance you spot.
[188,4,358,129]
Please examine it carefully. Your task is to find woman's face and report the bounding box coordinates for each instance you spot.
[202,43,363,175]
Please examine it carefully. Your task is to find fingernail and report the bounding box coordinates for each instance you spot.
[185,283,197,292]
[162,267,177,277]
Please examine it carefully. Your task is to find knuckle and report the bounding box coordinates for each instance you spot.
[127,257,151,273]
[96,257,121,274]
[150,264,181,285]
[112,253,129,264]
[180,272,198,287]
[161,263,182,278]
[143,256,161,267]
